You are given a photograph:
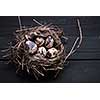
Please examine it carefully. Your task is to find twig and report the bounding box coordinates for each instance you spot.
[32,70,39,80]
[2,53,11,58]
[16,67,20,73]
[46,67,63,71]
[63,19,83,63]
[27,67,30,73]
[71,19,83,54]
[16,58,21,65]
[46,68,57,71]
[42,67,47,71]
[62,36,68,41]
[33,19,43,26]
[1,48,10,52]
[18,16,22,30]
[33,67,44,76]
[63,37,79,63]
[54,70,60,78]
[21,56,24,70]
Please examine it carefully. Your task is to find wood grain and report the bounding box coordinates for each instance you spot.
[0,16,100,82]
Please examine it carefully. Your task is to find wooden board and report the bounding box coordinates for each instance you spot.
[0,16,100,83]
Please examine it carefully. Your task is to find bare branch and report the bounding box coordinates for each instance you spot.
[33,19,43,26]
[71,19,83,54]
[63,37,79,63]
[33,67,44,76]
[1,48,10,52]
[54,70,60,78]
[62,36,68,41]
[63,18,83,63]
[18,16,22,30]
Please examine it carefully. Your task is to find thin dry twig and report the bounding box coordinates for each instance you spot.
[33,67,44,76]
[21,56,24,70]
[18,16,22,30]
[26,67,30,73]
[63,19,83,63]
[33,19,43,26]
[71,19,83,54]
[32,70,39,80]
[54,70,60,78]
[1,48,10,52]
[62,36,68,41]
[63,37,79,63]
[2,53,11,58]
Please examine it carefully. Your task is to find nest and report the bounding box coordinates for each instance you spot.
[2,18,83,80]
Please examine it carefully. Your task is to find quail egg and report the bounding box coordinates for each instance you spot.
[37,47,47,57]
[26,40,37,54]
[47,48,58,58]
[35,37,45,46]
[45,36,54,48]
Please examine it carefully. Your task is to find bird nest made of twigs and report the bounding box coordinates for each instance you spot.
[2,18,83,80]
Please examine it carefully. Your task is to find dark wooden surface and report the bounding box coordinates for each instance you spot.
[0,16,100,83]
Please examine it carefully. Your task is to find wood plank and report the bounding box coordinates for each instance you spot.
[0,16,100,37]
[55,61,100,83]
[0,61,100,83]
[0,16,100,83]
[0,23,100,37]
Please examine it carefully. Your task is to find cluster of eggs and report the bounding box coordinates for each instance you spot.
[25,32,58,58]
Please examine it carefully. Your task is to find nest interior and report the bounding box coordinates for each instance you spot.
[9,25,66,80]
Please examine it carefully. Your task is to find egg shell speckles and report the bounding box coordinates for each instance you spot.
[38,47,47,57]
[47,48,58,58]
[35,37,45,46]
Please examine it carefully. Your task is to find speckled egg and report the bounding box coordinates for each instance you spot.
[37,47,47,57]
[45,36,54,48]
[35,37,45,46]
[26,40,37,54]
[47,48,58,58]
